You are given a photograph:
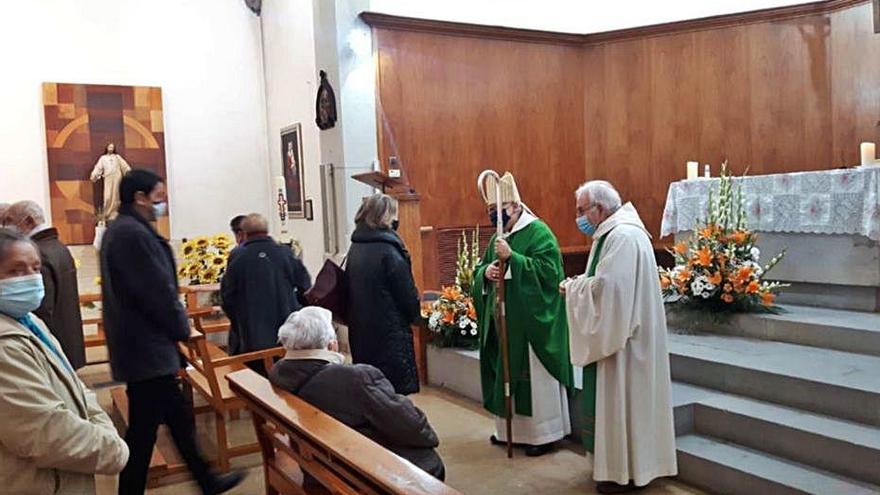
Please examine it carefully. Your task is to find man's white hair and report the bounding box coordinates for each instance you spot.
[277,306,337,350]
[8,200,46,224]
[575,180,622,211]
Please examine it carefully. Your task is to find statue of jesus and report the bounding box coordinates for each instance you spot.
[89,143,131,220]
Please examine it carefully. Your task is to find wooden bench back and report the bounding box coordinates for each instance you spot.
[226,369,461,495]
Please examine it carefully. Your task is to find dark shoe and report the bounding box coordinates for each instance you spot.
[204,469,246,495]
[596,481,642,494]
[524,442,555,457]
[490,434,504,446]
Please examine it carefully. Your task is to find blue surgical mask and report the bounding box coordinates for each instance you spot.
[576,215,596,236]
[489,208,512,228]
[0,274,45,318]
[152,201,168,218]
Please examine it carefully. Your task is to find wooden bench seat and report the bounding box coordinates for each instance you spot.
[179,328,285,471]
[227,368,461,495]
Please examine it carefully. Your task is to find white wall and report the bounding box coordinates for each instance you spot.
[0,0,271,241]
[369,0,810,34]
[260,0,326,275]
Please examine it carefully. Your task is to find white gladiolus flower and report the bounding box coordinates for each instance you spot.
[459,318,469,329]
[750,247,761,260]
[470,328,478,336]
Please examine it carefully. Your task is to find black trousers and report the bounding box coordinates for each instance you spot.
[118,375,212,494]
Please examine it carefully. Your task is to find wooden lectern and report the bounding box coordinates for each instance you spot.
[351,171,428,383]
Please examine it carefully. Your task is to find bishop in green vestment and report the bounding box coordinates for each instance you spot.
[472,171,573,456]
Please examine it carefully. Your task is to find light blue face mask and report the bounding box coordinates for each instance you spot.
[152,201,168,218]
[576,215,597,236]
[0,274,45,318]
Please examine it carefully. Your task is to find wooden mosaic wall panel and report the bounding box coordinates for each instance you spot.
[42,83,169,245]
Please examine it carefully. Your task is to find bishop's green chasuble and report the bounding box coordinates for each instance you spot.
[472,220,573,418]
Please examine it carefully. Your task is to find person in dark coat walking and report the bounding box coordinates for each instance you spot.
[345,194,421,395]
[3,201,86,369]
[221,213,311,368]
[100,169,243,495]
[269,307,444,480]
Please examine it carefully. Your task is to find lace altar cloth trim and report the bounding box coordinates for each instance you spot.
[660,167,880,241]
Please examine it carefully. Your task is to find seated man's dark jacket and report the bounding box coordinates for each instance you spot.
[269,356,445,480]
[100,205,190,383]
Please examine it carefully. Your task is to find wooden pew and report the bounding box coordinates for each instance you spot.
[79,293,107,364]
[182,284,231,334]
[226,368,462,495]
[179,327,286,472]
[79,286,227,365]
[110,387,189,487]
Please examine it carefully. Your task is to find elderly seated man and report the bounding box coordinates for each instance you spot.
[269,307,446,481]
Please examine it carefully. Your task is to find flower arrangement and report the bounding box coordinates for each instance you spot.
[454,227,480,293]
[659,163,787,312]
[177,234,233,285]
[427,285,479,348]
[426,228,482,348]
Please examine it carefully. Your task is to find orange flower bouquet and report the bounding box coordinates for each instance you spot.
[659,163,787,313]
[427,285,479,348]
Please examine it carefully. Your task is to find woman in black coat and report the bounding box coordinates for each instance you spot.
[345,194,421,395]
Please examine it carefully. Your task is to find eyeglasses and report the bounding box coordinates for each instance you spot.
[576,203,599,216]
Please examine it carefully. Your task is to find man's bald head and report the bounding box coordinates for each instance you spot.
[241,213,269,238]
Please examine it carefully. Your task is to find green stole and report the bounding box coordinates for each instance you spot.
[580,233,608,453]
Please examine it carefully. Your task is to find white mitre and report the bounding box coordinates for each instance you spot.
[479,171,521,205]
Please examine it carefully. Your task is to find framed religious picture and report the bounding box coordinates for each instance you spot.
[280,123,305,218]
[42,83,169,244]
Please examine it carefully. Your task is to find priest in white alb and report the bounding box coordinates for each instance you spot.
[561,180,677,494]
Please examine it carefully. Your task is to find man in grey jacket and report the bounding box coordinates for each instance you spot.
[269,306,445,480]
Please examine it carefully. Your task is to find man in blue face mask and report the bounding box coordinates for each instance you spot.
[101,170,245,494]
[561,180,677,494]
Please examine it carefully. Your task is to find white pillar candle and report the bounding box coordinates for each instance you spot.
[861,142,876,166]
[686,161,698,180]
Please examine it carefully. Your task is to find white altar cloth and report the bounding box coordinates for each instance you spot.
[660,167,880,241]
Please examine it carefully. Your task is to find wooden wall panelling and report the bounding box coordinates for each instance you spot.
[648,32,700,230]
[368,0,880,288]
[831,2,880,165]
[695,26,753,172]
[375,29,585,250]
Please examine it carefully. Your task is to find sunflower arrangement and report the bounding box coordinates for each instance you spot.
[177,234,233,285]
[659,163,787,312]
[427,285,479,349]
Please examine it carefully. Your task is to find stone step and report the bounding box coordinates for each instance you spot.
[669,334,880,427]
[677,434,880,495]
[667,305,880,356]
[687,386,880,485]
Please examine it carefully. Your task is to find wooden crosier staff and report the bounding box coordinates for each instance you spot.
[477,170,513,459]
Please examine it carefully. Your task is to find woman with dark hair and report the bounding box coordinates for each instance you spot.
[0,228,129,494]
[89,142,131,219]
[345,193,421,395]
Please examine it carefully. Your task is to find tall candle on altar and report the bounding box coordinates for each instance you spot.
[861,142,876,166]
[686,161,698,180]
